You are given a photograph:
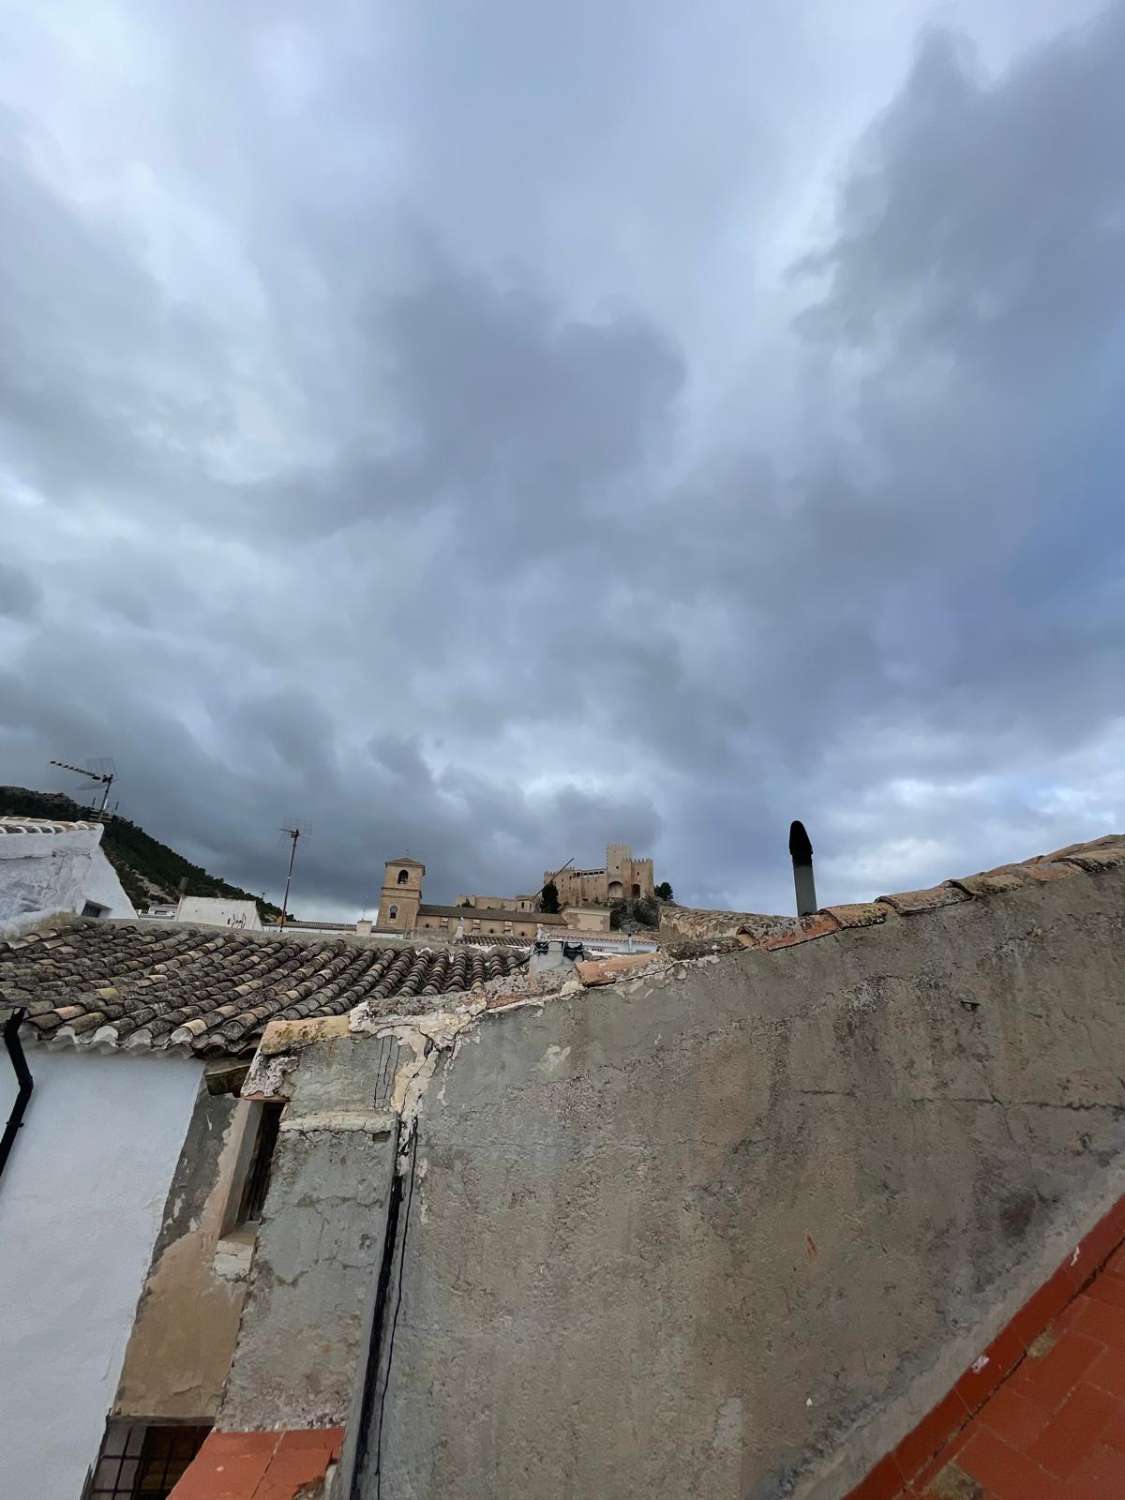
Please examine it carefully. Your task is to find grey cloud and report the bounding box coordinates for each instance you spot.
[1,2,1123,919]
[0,562,40,619]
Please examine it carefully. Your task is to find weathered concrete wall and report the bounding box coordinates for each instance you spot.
[220,1025,403,1430]
[367,866,1125,1499]
[114,1080,251,1421]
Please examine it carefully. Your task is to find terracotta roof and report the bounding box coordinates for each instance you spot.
[0,921,528,1057]
[456,933,534,948]
[478,834,1125,1005]
[734,834,1125,958]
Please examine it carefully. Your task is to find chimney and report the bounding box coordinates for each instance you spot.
[789,821,817,918]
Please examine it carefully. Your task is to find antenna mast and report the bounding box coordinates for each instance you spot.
[49,759,115,817]
[279,826,302,930]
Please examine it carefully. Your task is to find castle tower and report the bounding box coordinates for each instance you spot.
[605,843,631,901]
[377,857,425,932]
[629,856,655,901]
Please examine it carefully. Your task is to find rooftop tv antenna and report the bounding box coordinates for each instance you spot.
[50,758,116,818]
[279,825,302,930]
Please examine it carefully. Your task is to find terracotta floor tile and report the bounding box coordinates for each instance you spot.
[1101,1402,1125,1456]
[959,1428,1066,1500]
[1011,1333,1104,1413]
[849,1451,905,1500]
[980,1323,1028,1385]
[1011,1272,1075,1350]
[170,1450,274,1500]
[1053,1295,1095,1336]
[1070,1219,1122,1286]
[1084,1274,1125,1314]
[1027,1382,1121,1478]
[980,1383,1052,1453]
[257,1475,330,1500]
[1085,1345,1125,1403]
[1070,1297,1125,1352]
[275,1427,344,1455]
[260,1453,335,1486]
[955,1351,1008,1414]
[894,1388,970,1483]
[908,1435,972,1498]
[1063,1440,1125,1500]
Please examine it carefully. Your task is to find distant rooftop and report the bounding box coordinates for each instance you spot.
[1,921,528,1058]
[0,815,100,836]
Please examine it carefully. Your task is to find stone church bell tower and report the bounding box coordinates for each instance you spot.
[377,857,425,932]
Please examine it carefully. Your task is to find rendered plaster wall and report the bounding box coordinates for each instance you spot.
[219,1028,404,1431]
[563,905,612,932]
[0,1051,200,1500]
[367,867,1125,1500]
[114,1082,251,1421]
[0,825,135,932]
[176,895,263,930]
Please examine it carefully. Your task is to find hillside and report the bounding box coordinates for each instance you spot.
[0,786,284,919]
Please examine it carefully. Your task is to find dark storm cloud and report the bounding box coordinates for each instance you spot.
[0,561,41,620]
[1,1,1122,917]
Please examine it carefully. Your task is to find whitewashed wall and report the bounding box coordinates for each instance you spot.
[175,895,262,930]
[0,822,136,932]
[0,1050,201,1500]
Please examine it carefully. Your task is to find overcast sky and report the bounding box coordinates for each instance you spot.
[2,0,1123,918]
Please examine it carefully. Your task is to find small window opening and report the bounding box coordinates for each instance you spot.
[388,904,398,920]
[235,1102,283,1227]
[86,1421,210,1499]
[82,900,110,919]
[397,868,410,884]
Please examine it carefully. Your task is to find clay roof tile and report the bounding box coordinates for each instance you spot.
[1,921,529,1058]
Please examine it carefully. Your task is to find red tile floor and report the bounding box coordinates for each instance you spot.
[849,1197,1125,1498]
[166,1202,1125,1500]
[167,1426,343,1500]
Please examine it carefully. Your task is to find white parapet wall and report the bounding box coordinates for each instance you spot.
[0,818,136,933]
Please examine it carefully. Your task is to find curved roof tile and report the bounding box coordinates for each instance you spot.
[0,922,528,1057]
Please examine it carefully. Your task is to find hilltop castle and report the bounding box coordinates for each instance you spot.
[543,842,654,907]
[374,842,654,940]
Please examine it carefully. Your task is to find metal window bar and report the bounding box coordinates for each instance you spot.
[237,1101,283,1225]
[134,1424,209,1497]
[86,1423,209,1499]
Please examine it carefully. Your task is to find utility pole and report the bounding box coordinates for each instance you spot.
[789,820,817,917]
[279,826,302,930]
[50,759,115,816]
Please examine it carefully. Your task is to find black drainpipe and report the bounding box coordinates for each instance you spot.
[0,1009,33,1182]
